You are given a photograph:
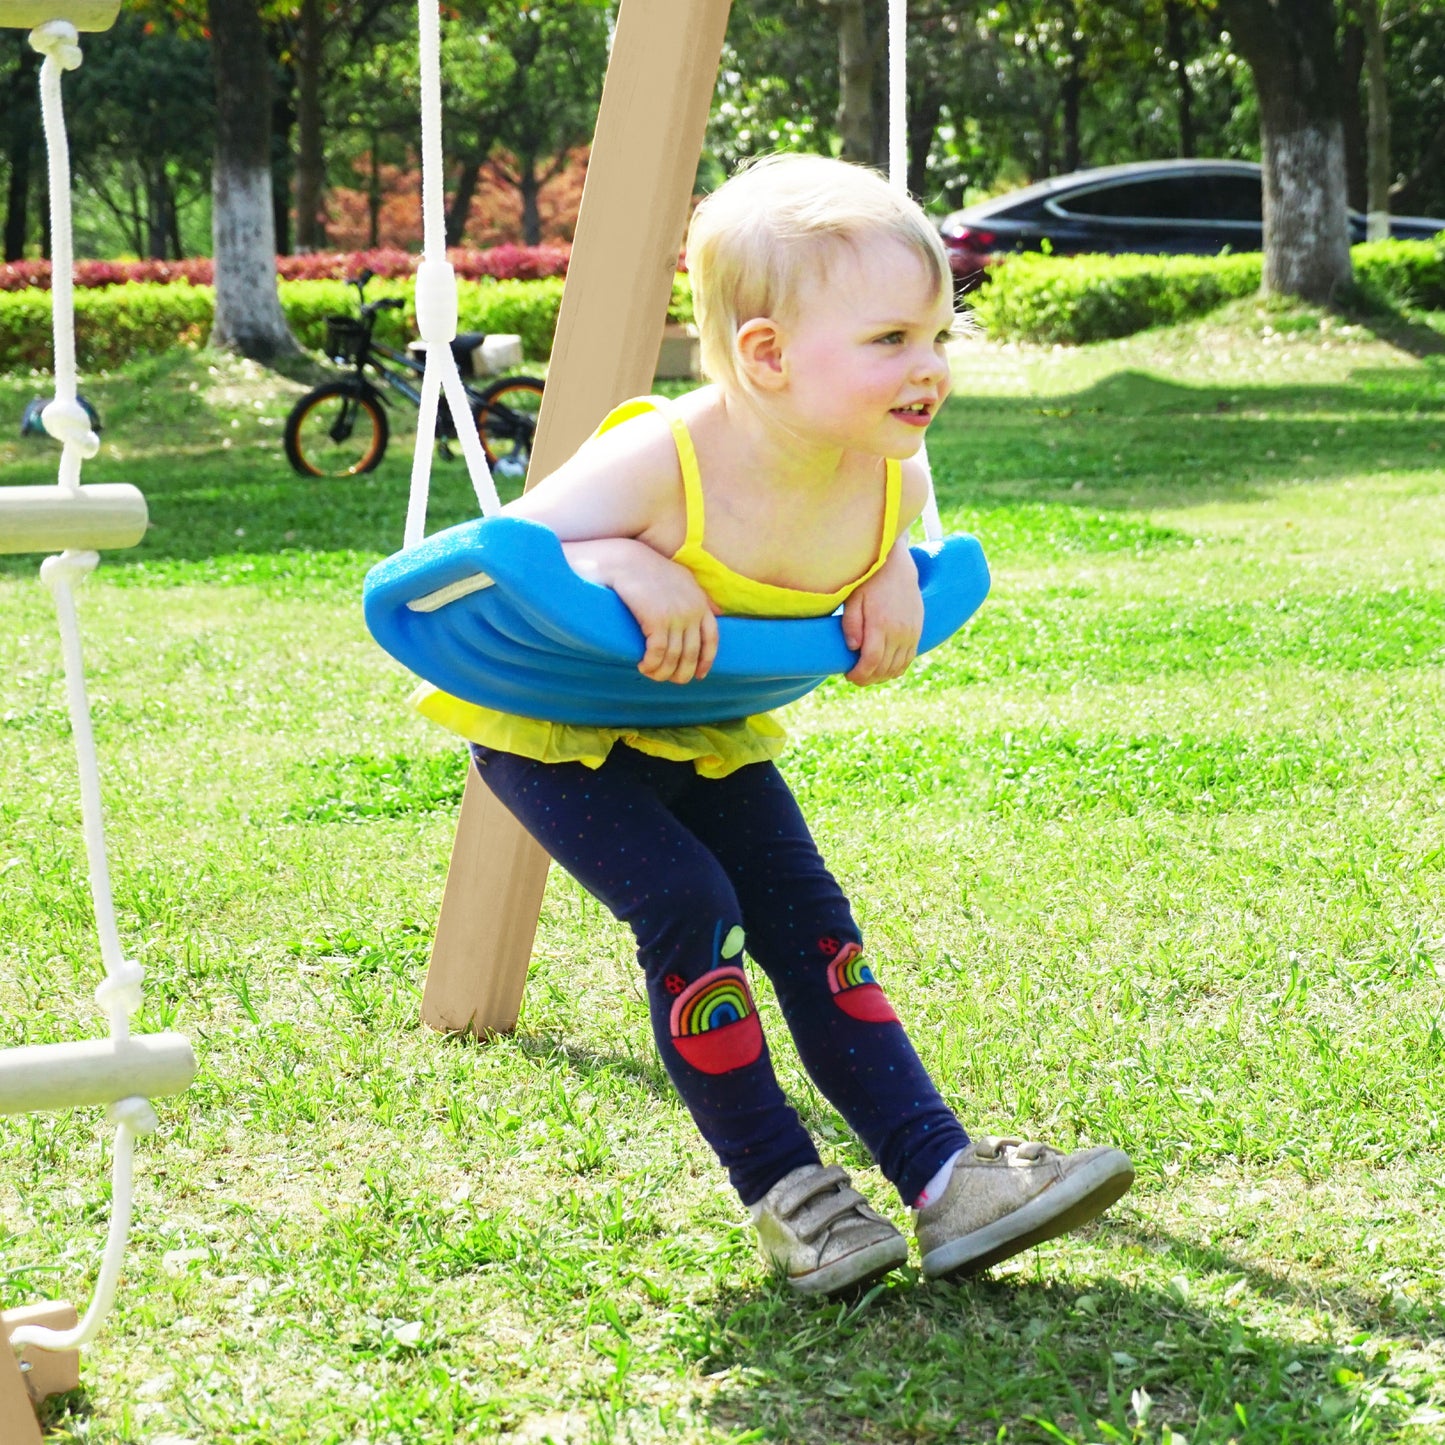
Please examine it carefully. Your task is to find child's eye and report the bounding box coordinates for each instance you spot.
[873,331,905,345]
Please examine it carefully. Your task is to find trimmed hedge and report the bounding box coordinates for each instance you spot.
[0,282,214,371]
[967,236,1445,344]
[0,272,682,373]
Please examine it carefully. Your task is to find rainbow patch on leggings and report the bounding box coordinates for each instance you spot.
[669,965,763,1074]
[826,942,898,1023]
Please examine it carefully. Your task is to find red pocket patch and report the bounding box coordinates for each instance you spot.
[669,965,764,1074]
[826,942,899,1024]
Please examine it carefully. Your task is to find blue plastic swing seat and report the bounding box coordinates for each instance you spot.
[363,515,990,727]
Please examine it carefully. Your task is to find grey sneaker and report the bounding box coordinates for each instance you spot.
[916,1136,1134,1281]
[754,1163,909,1295]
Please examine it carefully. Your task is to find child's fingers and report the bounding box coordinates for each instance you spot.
[696,612,719,680]
[845,628,886,685]
[639,622,678,680]
[669,621,703,685]
[639,614,715,684]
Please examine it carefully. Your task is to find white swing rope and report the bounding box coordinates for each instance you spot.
[8,19,158,1357]
[402,0,933,552]
[887,0,944,546]
[403,0,502,551]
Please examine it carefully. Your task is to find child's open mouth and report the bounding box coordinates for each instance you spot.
[890,402,933,427]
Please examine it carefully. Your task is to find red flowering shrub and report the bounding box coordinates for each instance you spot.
[0,244,571,293]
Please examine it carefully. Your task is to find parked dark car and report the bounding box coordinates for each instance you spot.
[940,159,1445,287]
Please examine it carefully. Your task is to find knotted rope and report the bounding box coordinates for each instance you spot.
[402,0,501,550]
[7,20,159,1357]
[887,0,944,546]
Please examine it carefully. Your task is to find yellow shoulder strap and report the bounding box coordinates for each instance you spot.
[594,395,705,551]
[879,457,902,560]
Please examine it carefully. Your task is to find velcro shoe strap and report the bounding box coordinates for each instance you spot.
[776,1168,870,1244]
[772,1163,850,1219]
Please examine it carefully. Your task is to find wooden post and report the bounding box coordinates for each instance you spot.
[420,0,733,1035]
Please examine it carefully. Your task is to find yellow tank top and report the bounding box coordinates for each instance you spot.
[411,395,901,777]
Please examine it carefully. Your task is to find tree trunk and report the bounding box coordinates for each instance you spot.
[4,120,33,262]
[294,0,327,250]
[368,133,382,249]
[210,0,298,359]
[1341,18,1366,210]
[836,0,875,165]
[1361,0,1390,239]
[1219,0,1352,303]
[272,87,295,257]
[447,159,484,248]
[907,91,942,202]
[1391,114,1445,213]
[4,46,39,262]
[146,166,170,259]
[518,160,541,246]
[1164,0,1196,157]
[1060,15,1085,174]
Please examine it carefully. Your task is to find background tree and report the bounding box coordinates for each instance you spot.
[1,37,41,262]
[210,0,298,357]
[327,30,423,248]
[1383,0,1445,215]
[1212,0,1352,301]
[461,0,608,245]
[272,0,401,252]
[710,0,838,174]
[65,13,214,259]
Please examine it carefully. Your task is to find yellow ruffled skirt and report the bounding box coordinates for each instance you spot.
[411,684,787,778]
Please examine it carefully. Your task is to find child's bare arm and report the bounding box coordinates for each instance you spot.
[840,456,930,685]
[841,538,922,684]
[563,538,719,684]
[500,415,717,684]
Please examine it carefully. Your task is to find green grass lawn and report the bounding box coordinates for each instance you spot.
[1,303,1442,1444]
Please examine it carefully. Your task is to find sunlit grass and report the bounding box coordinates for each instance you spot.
[1,308,1442,1443]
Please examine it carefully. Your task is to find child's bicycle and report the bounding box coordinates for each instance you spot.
[283,269,544,481]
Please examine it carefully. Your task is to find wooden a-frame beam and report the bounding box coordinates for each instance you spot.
[420,0,734,1034]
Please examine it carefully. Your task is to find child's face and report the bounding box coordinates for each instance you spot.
[773,235,955,458]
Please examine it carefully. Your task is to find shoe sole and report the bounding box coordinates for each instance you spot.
[788,1234,910,1296]
[920,1149,1135,1281]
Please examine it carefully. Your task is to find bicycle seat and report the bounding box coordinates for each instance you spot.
[363,516,990,725]
[450,333,487,374]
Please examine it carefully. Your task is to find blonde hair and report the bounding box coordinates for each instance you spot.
[685,153,952,391]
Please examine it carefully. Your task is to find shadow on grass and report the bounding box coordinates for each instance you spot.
[685,1262,1422,1444]
[1344,294,1445,361]
[501,1030,675,1099]
[929,366,1445,521]
[1117,1219,1445,1348]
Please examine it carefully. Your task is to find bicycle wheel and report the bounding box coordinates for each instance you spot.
[472,376,544,483]
[284,381,389,478]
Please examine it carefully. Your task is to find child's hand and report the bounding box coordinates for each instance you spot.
[565,539,719,684]
[841,541,923,686]
[620,559,721,684]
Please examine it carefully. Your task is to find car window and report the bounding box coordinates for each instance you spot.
[1204,173,1262,222]
[1056,175,1216,221]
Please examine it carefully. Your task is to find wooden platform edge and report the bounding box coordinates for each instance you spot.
[2,1300,80,1444]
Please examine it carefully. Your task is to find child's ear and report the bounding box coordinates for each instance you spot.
[735,317,787,391]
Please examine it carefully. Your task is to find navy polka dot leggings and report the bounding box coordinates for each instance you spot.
[472,744,969,1206]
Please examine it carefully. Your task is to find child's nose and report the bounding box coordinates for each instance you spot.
[913,345,948,386]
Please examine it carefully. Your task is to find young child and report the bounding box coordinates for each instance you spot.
[414,154,1134,1295]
